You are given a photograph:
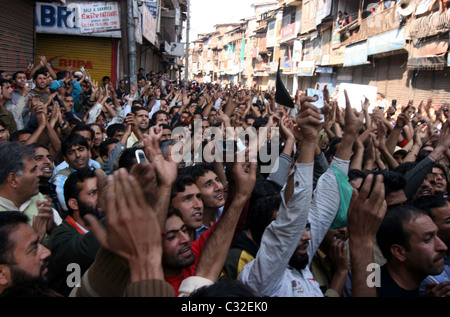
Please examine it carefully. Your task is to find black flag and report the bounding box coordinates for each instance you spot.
[275,58,295,108]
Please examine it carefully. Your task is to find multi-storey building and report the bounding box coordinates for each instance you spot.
[191,0,450,107]
[0,0,187,87]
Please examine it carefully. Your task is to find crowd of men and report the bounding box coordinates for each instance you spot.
[0,58,449,299]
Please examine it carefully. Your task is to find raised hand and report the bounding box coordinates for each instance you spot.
[85,168,164,282]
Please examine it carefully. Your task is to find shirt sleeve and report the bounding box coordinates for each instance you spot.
[238,163,314,296]
[307,157,349,263]
[52,174,68,212]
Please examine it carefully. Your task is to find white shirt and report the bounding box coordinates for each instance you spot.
[238,158,349,297]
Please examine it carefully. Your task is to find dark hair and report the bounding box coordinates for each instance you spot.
[118,147,140,171]
[410,195,447,220]
[10,129,34,142]
[247,196,280,246]
[0,77,12,89]
[184,162,216,182]
[132,100,143,107]
[63,167,96,216]
[171,174,197,201]
[72,124,95,141]
[0,211,29,265]
[56,71,66,81]
[99,138,119,158]
[327,137,342,157]
[348,169,366,182]
[33,68,48,81]
[151,110,169,123]
[160,124,172,131]
[167,208,183,221]
[131,105,147,115]
[106,123,125,139]
[12,71,26,81]
[61,134,90,156]
[432,163,447,176]
[376,205,428,261]
[373,170,407,196]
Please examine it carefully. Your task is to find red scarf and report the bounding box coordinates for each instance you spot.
[65,216,86,235]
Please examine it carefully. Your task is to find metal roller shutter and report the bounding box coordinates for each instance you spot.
[353,66,363,85]
[0,0,34,75]
[361,64,377,86]
[430,68,450,105]
[386,54,409,107]
[412,70,434,104]
[36,34,113,85]
[374,58,389,97]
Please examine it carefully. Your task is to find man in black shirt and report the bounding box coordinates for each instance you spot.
[376,205,447,297]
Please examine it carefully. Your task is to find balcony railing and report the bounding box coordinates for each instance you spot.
[337,6,401,47]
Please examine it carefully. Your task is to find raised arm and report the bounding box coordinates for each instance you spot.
[194,157,257,282]
[347,173,386,297]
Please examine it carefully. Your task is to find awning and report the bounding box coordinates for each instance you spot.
[406,35,449,70]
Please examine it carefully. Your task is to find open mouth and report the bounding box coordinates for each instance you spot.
[192,211,202,221]
[179,246,192,258]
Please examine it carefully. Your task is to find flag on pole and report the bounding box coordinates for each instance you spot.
[275,58,295,108]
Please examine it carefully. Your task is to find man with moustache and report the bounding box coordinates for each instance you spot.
[0,211,56,297]
[52,134,93,213]
[375,205,447,297]
[0,78,18,134]
[46,167,101,296]
[238,92,364,296]
[6,71,29,130]
[170,174,205,241]
[0,142,62,243]
[412,195,450,297]
[32,144,64,219]
[126,106,149,148]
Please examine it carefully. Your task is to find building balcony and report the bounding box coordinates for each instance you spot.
[336,6,401,47]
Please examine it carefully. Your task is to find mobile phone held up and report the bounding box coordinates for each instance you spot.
[135,149,147,164]
[306,88,325,122]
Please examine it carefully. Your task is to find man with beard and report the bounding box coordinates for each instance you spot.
[237,91,364,296]
[0,211,57,297]
[126,106,149,148]
[46,167,101,296]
